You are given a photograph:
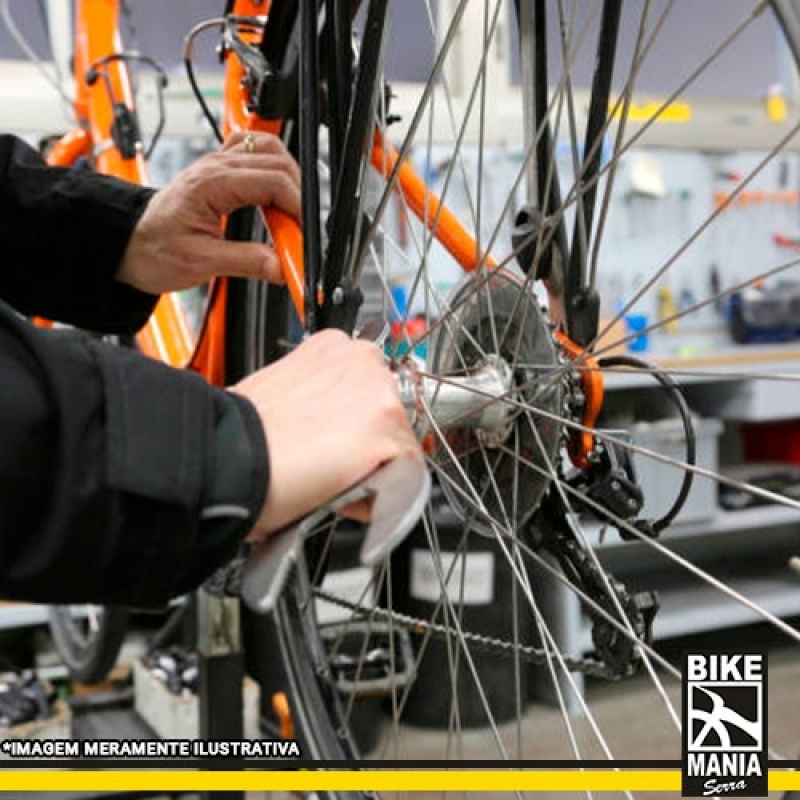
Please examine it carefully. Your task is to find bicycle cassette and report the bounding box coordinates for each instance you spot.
[427,269,565,533]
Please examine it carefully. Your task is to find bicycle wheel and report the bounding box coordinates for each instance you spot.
[244,0,800,774]
[47,605,130,685]
[222,200,368,767]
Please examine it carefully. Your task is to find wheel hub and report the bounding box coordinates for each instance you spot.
[426,269,565,532]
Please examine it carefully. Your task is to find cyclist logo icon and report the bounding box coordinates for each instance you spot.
[688,685,762,751]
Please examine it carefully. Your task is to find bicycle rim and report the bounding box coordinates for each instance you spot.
[265,0,800,780]
[47,605,129,685]
[223,200,367,775]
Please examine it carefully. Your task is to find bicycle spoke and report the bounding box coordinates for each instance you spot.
[259,0,800,776]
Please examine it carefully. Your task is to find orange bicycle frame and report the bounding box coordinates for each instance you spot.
[221,0,602,461]
[45,0,198,375]
[225,1,495,310]
[222,1,305,321]
[43,0,605,455]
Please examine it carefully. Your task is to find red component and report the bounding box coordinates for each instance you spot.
[716,171,743,182]
[391,317,427,340]
[773,232,800,248]
[741,420,800,464]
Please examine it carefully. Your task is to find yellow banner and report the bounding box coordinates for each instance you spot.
[1,769,798,792]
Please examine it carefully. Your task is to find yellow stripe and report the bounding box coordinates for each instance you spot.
[610,100,692,123]
[2,770,798,792]
[770,772,800,791]
[0,770,678,791]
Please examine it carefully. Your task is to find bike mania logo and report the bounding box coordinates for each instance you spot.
[682,653,767,797]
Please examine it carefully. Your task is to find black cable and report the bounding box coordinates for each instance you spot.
[298,0,322,332]
[185,53,223,144]
[142,58,169,160]
[597,355,696,534]
[184,14,275,148]
[87,53,169,160]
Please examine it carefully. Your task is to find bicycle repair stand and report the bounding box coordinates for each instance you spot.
[197,590,244,800]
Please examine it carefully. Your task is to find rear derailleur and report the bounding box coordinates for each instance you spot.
[533,436,660,679]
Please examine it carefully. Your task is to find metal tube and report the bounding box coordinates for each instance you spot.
[395,356,513,434]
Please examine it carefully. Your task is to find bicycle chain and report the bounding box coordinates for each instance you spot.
[313,588,617,680]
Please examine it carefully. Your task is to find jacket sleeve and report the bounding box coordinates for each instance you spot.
[0,299,269,607]
[0,134,158,333]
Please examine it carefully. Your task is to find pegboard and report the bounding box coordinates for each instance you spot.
[592,148,800,329]
[385,142,800,343]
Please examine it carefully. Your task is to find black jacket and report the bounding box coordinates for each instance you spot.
[0,134,269,606]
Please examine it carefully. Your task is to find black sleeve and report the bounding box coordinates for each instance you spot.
[0,134,158,334]
[0,299,270,607]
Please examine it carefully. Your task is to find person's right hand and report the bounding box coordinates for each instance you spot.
[231,329,422,538]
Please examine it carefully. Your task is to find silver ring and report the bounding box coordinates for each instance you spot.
[244,133,256,153]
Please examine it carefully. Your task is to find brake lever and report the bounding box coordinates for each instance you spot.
[241,455,430,614]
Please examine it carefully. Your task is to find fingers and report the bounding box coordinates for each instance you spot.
[222,131,302,186]
[223,130,284,155]
[193,132,302,222]
[338,335,420,459]
[200,238,284,284]
[311,329,390,372]
[336,497,375,524]
[118,130,304,295]
[201,162,302,223]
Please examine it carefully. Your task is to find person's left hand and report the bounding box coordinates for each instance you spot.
[116,131,301,295]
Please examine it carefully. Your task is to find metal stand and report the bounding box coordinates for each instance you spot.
[197,590,244,800]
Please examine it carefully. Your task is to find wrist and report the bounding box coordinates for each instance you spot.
[116,190,157,292]
[204,391,270,524]
[174,390,271,593]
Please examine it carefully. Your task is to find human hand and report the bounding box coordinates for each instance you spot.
[117,131,301,295]
[231,329,422,538]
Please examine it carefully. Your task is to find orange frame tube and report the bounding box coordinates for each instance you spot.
[184,0,306,387]
[370,130,497,273]
[223,0,306,322]
[555,330,603,468]
[223,2,498,328]
[46,0,195,374]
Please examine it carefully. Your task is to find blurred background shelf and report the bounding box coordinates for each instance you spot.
[0,603,49,631]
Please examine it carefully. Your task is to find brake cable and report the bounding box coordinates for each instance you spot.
[597,354,696,534]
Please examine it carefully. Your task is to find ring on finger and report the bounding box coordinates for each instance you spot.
[244,133,256,154]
